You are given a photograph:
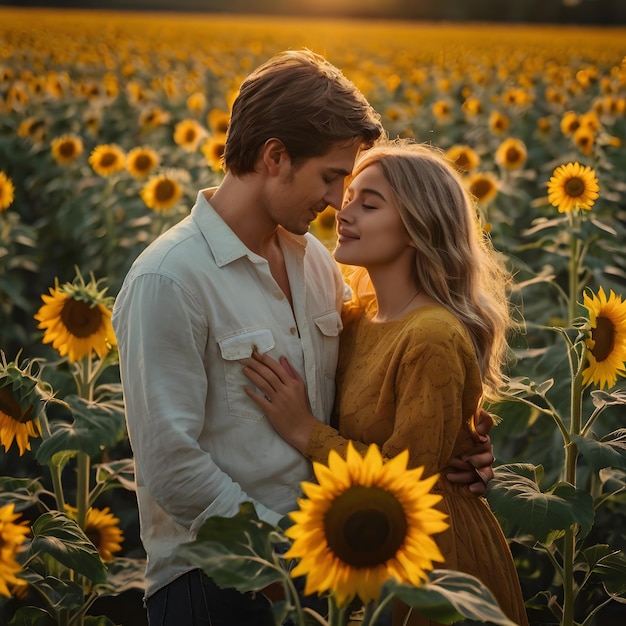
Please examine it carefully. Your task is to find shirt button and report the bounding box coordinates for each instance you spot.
[290,327,297,335]
[274,292,285,300]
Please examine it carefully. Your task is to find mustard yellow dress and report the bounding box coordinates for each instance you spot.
[305,300,529,626]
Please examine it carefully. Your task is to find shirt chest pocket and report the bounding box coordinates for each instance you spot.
[312,310,342,380]
[218,328,275,421]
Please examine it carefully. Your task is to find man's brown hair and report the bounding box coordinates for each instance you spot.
[224,49,384,175]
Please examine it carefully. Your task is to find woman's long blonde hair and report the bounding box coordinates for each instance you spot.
[351,139,512,399]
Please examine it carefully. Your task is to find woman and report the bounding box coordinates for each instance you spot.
[241,139,528,625]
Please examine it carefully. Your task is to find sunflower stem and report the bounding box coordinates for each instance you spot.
[561,356,584,626]
[366,593,394,625]
[567,212,580,324]
[38,407,66,512]
[326,595,347,626]
[76,451,90,531]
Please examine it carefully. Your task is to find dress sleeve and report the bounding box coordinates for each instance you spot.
[306,421,370,464]
[381,337,467,476]
[306,320,470,477]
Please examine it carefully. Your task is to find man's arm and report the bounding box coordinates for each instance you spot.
[446,408,495,496]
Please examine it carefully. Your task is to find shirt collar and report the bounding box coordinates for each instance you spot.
[191,188,308,268]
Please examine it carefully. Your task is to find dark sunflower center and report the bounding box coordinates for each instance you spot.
[506,147,521,163]
[564,177,585,198]
[86,527,100,549]
[0,388,34,424]
[133,154,153,172]
[100,152,117,168]
[60,141,77,158]
[455,153,470,169]
[155,180,175,202]
[471,178,493,200]
[590,316,615,362]
[324,485,407,568]
[60,299,103,338]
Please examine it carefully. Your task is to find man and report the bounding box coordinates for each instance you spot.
[112,49,493,626]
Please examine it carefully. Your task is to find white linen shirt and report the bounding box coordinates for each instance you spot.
[112,190,345,598]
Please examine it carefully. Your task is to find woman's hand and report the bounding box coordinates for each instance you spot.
[240,351,318,454]
[446,409,495,496]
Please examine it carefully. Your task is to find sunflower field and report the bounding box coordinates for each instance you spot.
[1,7,626,625]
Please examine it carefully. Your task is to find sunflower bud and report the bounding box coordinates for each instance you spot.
[0,353,47,454]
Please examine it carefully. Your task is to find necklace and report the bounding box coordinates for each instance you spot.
[376,289,421,322]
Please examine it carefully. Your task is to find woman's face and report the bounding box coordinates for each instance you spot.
[334,162,413,269]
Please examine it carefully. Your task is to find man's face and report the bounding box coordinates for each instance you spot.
[269,139,362,236]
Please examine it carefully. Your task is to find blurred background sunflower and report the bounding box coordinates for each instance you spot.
[140,172,184,211]
[50,133,84,166]
[89,143,126,177]
[0,504,29,597]
[547,162,599,212]
[126,146,160,179]
[65,505,124,562]
[582,286,626,390]
[34,274,115,363]
[0,172,15,211]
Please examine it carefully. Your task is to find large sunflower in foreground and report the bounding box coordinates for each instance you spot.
[34,272,115,363]
[547,162,599,213]
[0,353,45,456]
[284,443,448,607]
[0,504,29,597]
[65,505,124,562]
[581,287,626,390]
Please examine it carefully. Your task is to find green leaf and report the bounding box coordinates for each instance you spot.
[94,557,146,596]
[178,502,286,593]
[572,429,626,472]
[8,606,55,626]
[385,570,517,625]
[27,511,107,584]
[582,546,626,597]
[487,464,594,543]
[598,467,626,494]
[35,394,126,464]
[590,389,626,410]
[84,616,119,626]
[0,476,45,509]
[20,569,85,614]
[95,458,137,493]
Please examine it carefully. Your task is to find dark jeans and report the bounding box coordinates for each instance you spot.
[146,569,275,626]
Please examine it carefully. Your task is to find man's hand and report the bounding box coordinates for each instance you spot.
[446,409,495,496]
